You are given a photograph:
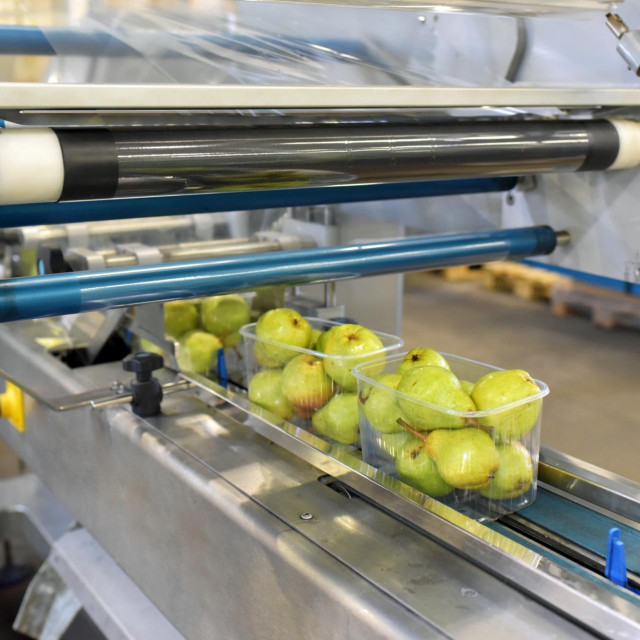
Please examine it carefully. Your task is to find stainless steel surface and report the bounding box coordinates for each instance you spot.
[0,323,625,640]
[50,529,184,640]
[3,84,640,109]
[0,473,73,558]
[14,559,82,640]
[1,474,185,640]
[539,446,640,523]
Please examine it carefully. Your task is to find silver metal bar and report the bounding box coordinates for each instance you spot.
[180,372,640,639]
[161,241,281,262]
[0,377,193,412]
[3,84,640,109]
[539,446,640,523]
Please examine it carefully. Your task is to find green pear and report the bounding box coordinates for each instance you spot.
[223,331,242,348]
[480,442,534,500]
[314,329,332,353]
[323,324,384,391]
[251,286,286,314]
[471,369,541,440]
[201,295,250,338]
[164,300,199,338]
[361,373,403,434]
[254,308,312,368]
[378,431,417,459]
[397,366,476,431]
[311,393,359,444]
[309,328,323,350]
[248,369,293,420]
[426,428,500,490]
[396,347,451,375]
[281,354,334,417]
[395,439,454,497]
[178,330,222,374]
[314,327,336,353]
[459,379,474,396]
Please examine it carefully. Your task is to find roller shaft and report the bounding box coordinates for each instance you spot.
[0,226,559,323]
[1,120,637,205]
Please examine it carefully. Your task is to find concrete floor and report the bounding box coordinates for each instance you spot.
[402,273,640,482]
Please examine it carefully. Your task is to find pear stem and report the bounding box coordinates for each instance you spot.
[465,417,495,435]
[396,418,429,443]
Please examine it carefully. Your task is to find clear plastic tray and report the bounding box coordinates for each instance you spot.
[354,351,549,521]
[240,318,404,445]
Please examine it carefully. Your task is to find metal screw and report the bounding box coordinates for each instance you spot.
[505,194,515,206]
[418,15,426,22]
[300,512,314,521]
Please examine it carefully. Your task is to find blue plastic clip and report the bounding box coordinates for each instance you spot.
[605,528,628,588]
[605,528,640,595]
[217,348,228,389]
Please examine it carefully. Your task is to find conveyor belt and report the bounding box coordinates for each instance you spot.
[497,488,640,589]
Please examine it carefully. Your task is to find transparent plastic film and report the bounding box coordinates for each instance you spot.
[242,0,620,17]
[17,0,508,87]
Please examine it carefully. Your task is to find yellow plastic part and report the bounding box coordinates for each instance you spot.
[0,382,25,433]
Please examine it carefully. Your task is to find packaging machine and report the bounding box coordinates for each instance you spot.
[0,1,639,639]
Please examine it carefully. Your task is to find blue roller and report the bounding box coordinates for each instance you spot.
[0,178,516,228]
[0,226,558,323]
[0,25,369,58]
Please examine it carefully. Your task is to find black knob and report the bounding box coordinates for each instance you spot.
[123,352,164,382]
[123,352,164,417]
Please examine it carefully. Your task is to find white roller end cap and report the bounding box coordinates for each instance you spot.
[609,119,640,170]
[0,128,64,205]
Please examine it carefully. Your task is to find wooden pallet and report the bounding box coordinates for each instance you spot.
[550,280,640,330]
[482,262,570,301]
[434,265,485,282]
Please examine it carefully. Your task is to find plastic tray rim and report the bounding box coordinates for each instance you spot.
[239,317,404,361]
[353,350,549,418]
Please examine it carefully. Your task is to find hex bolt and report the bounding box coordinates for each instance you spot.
[300,512,314,521]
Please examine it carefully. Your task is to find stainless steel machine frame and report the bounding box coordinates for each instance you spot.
[0,322,638,640]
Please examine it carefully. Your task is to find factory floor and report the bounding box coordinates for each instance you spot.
[402,273,640,483]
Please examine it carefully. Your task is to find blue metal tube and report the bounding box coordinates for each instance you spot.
[0,226,557,323]
[0,178,516,228]
[0,25,367,58]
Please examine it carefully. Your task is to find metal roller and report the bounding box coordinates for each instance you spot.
[1,120,639,205]
[0,178,516,228]
[0,225,560,323]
